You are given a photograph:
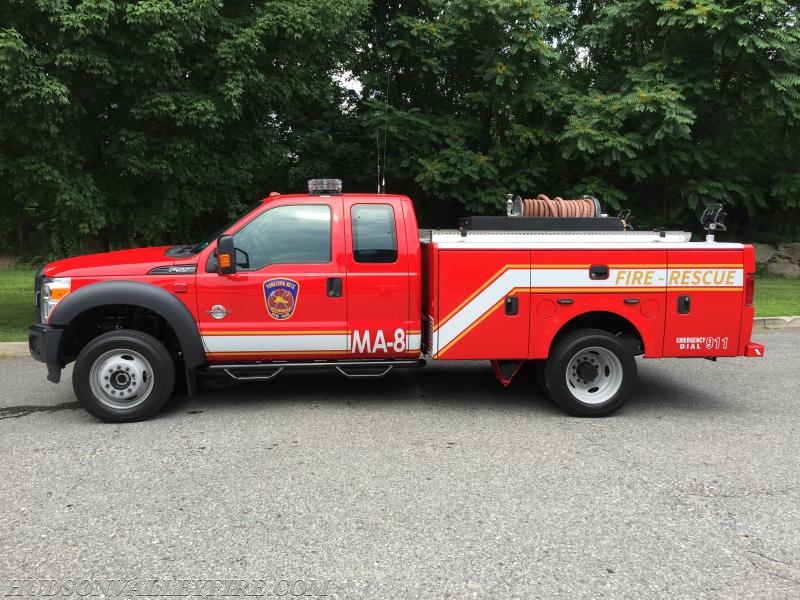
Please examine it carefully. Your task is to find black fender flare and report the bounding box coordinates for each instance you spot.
[49,280,206,371]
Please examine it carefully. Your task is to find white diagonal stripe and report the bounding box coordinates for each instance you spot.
[433,268,531,355]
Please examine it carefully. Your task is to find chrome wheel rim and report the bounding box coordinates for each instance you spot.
[565,346,623,405]
[89,349,154,410]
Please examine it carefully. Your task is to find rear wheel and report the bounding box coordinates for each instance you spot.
[73,329,175,422]
[532,360,547,392]
[543,328,636,417]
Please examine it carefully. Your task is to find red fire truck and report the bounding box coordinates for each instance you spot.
[28,180,764,422]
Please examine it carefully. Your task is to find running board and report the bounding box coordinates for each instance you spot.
[335,364,398,378]
[209,359,426,382]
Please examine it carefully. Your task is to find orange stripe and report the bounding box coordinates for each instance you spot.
[669,264,743,268]
[525,285,739,293]
[527,286,664,293]
[202,330,347,336]
[208,350,420,358]
[207,350,349,357]
[532,264,668,269]
[667,286,743,292]
[604,264,667,268]
[203,329,421,336]
[531,264,591,269]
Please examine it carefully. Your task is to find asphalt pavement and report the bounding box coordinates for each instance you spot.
[0,329,798,599]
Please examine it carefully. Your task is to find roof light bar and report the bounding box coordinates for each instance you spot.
[308,179,342,195]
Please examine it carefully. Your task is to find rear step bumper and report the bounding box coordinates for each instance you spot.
[744,342,765,357]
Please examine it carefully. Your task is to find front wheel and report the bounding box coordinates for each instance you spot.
[544,328,637,417]
[73,329,175,422]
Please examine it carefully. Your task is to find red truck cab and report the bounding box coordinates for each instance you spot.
[196,192,422,363]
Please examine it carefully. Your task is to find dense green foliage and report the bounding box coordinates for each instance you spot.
[565,0,800,236]
[0,0,369,256]
[1,0,798,257]
[358,0,800,234]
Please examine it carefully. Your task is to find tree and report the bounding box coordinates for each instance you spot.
[541,0,800,234]
[1,1,797,252]
[356,0,800,237]
[354,0,574,223]
[0,0,368,257]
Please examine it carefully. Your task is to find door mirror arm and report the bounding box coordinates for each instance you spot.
[235,248,250,269]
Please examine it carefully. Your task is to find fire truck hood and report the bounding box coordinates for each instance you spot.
[43,246,192,278]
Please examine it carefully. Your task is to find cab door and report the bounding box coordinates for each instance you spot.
[344,198,413,358]
[196,198,348,361]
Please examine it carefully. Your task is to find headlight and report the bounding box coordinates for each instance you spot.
[41,277,71,323]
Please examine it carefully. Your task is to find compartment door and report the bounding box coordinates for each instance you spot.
[432,250,530,360]
[663,250,744,357]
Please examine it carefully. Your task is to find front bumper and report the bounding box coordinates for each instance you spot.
[28,323,65,383]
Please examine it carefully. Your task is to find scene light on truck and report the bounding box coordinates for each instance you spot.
[41,277,71,323]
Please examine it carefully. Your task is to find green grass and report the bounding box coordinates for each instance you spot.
[754,275,800,318]
[0,269,36,342]
[0,269,797,343]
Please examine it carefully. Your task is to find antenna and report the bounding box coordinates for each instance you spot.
[380,67,391,193]
[376,129,381,193]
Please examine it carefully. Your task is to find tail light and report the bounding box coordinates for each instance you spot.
[745,273,755,307]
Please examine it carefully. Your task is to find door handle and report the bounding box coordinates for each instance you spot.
[589,265,609,280]
[677,295,691,314]
[505,296,519,316]
[327,277,342,298]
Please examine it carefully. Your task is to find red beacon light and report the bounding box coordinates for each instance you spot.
[308,178,342,196]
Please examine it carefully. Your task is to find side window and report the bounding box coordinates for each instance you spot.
[234,204,331,269]
[351,204,398,264]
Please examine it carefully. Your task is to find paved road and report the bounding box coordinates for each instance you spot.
[0,330,798,599]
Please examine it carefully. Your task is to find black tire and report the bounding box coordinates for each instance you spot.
[532,360,547,393]
[543,328,637,417]
[73,329,175,422]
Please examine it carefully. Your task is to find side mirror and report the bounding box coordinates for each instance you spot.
[216,234,237,275]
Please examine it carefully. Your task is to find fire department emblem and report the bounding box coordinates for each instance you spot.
[264,278,299,320]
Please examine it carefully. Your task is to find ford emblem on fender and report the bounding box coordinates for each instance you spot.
[206,305,231,320]
[264,278,299,320]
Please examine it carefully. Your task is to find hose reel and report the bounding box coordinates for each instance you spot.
[507,194,602,218]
